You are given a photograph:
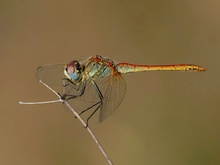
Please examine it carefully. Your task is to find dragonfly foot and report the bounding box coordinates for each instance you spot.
[84,119,89,128]
[57,92,65,100]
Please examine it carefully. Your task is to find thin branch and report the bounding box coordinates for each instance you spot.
[19,100,62,105]
[19,81,114,165]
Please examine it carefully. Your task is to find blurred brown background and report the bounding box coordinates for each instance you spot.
[1,0,219,165]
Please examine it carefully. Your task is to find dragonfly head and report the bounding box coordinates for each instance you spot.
[64,60,83,82]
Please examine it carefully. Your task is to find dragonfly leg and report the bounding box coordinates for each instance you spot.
[92,81,104,100]
[79,81,104,126]
[85,104,101,127]
[63,79,86,101]
[82,80,104,126]
[79,101,101,116]
[63,79,104,126]
[62,78,80,90]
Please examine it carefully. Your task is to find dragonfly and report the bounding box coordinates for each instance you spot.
[36,55,206,125]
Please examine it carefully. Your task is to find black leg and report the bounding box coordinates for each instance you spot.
[79,101,101,116]
[93,81,104,99]
[82,81,104,126]
[85,104,101,127]
[62,78,80,90]
[62,78,104,126]
[62,79,86,101]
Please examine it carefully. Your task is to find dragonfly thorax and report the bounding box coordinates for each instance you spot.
[85,57,114,79]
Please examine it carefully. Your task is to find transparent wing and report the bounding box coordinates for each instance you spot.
[64,72,126,122]
[98,72,127,122]
[36,64,65,86]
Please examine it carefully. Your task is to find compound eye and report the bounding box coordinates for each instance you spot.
[65,61,81,81]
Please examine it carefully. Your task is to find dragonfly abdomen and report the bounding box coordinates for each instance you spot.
[116,63,206,74]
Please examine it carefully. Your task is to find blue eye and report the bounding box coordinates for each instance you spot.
[71,71,79,80]
[66,66,79,80]
[65,60,82,81]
